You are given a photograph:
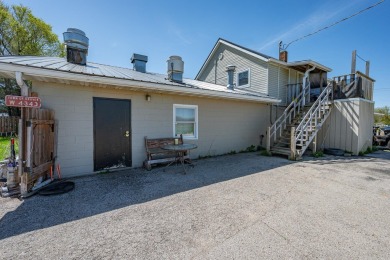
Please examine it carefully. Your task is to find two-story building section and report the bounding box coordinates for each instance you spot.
[195,38,331,106]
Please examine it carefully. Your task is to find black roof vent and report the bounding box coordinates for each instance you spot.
[131,53,148,73]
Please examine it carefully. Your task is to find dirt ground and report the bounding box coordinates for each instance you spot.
[1,150,390,259]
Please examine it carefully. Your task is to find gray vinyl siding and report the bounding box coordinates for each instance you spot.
[279,67,289,104]
[269,65,302,104]
[268,64,279,99]
[289,70,297,84]
[198,45,268,94]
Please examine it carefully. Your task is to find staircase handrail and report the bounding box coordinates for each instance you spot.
[294,83,333,155]
[268,82,310,146]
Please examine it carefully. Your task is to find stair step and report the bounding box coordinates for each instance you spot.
[274,143,290,149]
[270,147,291,156]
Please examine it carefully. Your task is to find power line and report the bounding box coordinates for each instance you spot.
[283,0,385,50]
[356,53,367,62]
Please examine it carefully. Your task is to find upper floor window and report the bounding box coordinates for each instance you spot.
[173,104,198,139]
[237,69,250,88]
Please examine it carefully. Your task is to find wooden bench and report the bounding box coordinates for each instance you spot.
[144,135,189,170]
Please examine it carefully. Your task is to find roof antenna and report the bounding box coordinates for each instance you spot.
[279,41,288,51]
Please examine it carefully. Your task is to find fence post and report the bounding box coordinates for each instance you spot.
[266,126,271,152]
[290,127,296,160]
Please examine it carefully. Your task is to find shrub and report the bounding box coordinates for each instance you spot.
[365,147,372,154]
[259,150,271,156]
[246,145,256,152]
[313,151,324,158]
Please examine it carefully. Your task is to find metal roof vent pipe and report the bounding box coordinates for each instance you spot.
[167,56,184,82]
[226,65,236,90]
[131,53,148,73]
[63,28,89,65]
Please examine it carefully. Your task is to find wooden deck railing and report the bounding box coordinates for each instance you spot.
[291,83,333,159]
[267,82,310,152]
[333,72,374,101]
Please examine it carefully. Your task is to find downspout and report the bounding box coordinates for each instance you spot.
[302,66,316,106]
[277,66,280,103]
[15,71,29,192]
[288,69,291,104]
[16,71,29,95]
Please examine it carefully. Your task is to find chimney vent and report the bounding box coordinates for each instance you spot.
[63,28,89,65]
[167,56,184,82]
[226,65,236,90]
[131,53,148,73]
[279,50,288,62]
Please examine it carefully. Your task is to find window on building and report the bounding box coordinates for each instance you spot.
[237,69,250,88]
[173,104,198,139]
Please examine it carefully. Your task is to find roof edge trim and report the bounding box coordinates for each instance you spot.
[0,62,281,104]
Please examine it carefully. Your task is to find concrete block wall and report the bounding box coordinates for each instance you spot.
[32,81,270,177]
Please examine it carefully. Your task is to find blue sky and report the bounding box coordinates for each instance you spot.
[4,0,389,107]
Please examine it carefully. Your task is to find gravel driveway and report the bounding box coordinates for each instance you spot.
[1,150,390,259]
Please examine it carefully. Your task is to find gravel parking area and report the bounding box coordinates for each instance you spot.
[1,150,390,259]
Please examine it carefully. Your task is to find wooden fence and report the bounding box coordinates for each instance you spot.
[20,108,55,194]
[0,116,19,136]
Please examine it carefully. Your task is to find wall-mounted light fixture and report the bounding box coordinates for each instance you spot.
[146,94,151,101]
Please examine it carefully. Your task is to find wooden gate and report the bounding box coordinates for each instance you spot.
[20,108,55,194]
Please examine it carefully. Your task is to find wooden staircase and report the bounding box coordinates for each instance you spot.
[267,82,333,160]
[270,105,312,156]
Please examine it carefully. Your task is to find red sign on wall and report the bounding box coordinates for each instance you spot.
[5,95,41,108]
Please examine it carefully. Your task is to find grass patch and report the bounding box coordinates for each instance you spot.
[0,136,18,160]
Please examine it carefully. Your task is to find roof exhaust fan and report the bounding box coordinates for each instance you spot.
[63,28,89,65]
[167,56,184,82]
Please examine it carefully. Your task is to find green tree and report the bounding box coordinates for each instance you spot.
[0,1,64,115]
[374,106,390,125]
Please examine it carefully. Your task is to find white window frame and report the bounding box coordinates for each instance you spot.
[236,69,251,88]
[173,104,198,140]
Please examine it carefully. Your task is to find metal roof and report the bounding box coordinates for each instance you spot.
[0,56,280,103]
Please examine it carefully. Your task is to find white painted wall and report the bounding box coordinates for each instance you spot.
[32,81,270,177]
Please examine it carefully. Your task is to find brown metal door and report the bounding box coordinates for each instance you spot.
[93,97,131,171]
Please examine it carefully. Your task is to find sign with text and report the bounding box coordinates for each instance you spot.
[5,95,41,108]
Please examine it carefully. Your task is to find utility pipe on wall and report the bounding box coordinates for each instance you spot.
[302,66,316,106]
[15,71,30,192]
